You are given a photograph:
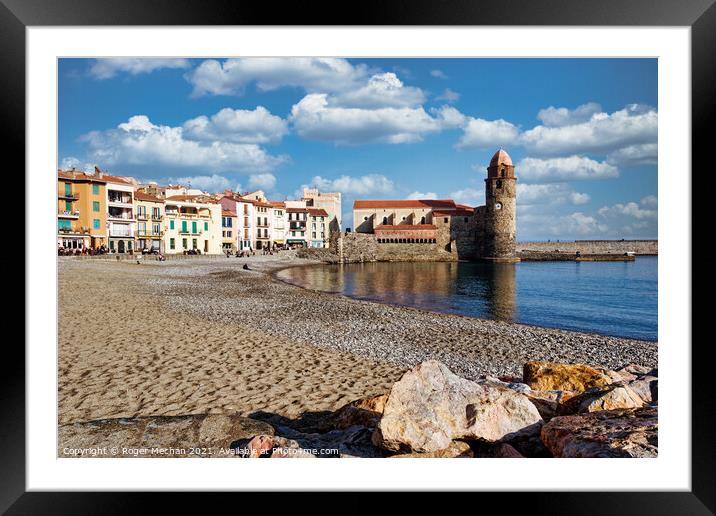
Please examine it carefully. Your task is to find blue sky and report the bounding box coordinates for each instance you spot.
[58,58,657,240]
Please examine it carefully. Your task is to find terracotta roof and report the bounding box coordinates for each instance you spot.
[353,199,456,210]
[222,209,237,216]
[308,208,329,217]
[375,224,437,230]
[57,170,106,183]
[433,208,474,217]
[166,195,201,201]
[102,173,135,185]
[490,148,513,167]
[287,207,309,213]
[269,201,286,208]
[134,192,164,203]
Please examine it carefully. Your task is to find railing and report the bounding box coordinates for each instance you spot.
[137,230,162,237]
[179,229,202,235]
[107,212,134,220]
[151,214,162,221]
[59,191,79,200]
[137,213,149,220]
[58,227,90,235]
[58,210,80,218]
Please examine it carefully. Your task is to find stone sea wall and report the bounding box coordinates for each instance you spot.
[517,240,657,255]
[338,232,457,263]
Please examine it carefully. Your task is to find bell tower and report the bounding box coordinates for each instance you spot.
[483,148,519,262]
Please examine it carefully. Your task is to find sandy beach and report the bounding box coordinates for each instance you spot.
[58,255,657,426]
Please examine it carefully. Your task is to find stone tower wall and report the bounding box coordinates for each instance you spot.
[483,163,517,261]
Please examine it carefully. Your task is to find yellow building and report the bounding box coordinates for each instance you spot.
[57,170,108,250]
[134,191,165,253]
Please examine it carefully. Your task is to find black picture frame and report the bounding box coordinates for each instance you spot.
[5,0,709,512]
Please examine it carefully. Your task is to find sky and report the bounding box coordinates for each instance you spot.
[58,58,657,240]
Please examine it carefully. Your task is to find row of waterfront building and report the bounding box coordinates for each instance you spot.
[57,167,342,254]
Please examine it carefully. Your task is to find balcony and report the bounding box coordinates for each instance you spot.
[58,210,80,219]
[58,227,89,235]
[137,230,162,238]
[137,213,149,220]
[59,191,80,200]
[151,214,162,221]
[107,211,133,221]
[179,229,202,235]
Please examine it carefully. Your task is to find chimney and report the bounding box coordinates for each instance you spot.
[94,165,103,179]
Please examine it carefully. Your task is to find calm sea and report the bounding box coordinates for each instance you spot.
[276,257,658,341]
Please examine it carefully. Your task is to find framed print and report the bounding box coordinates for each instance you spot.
[7,0,711,511]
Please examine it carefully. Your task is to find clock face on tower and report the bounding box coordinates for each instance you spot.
[495,202,502,210]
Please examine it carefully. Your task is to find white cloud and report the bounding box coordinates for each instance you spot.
[289,93,445,144]
[430,69,448,79]
[186,57,371,97]
[436,88,460,103]
[517,156,619,183]
[456,118,520,150]
[606,143,658,166]
[59,156,96,173]
[307,174,394,195]
[182,106,288,144]
[332,72,426,109]
[518,183,591,206]
[80,115,287,172]
[248,173,277,191]
[170,174,233,192]
[520,104,657,156]
[598,200,657,220]
[560,212,609,235]
[536,102,602,127]
[640,195,658,207]
[406,191,438,200]
[449,187,485,207]
[89,58,190,79]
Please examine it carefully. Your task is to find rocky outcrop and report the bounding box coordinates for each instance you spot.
[541,406,658,458]
[58,414,274,458]
[523,361,613,393]
[560,383,645,414]
[626,376,658,404]
[372,361,542,453]
[390,440,474,458]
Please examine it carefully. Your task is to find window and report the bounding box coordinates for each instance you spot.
[227,231,232,238]
[382,217,388,225]
[93,201,100,212]
[170,238,175,249]
[153,207,161,219]
[444,218,448,223]
[312,232,316,239]
[92,184,100,195]
[64,183,72,195]
[182,220,188,233]
[204,221,208,231]
[153,223,160,234]
[182,238,187,249]
[58,219,72,230]
[496,179,503,189]
[420,216,426,224]
[192,239,197,249]
[464,217,468,223]
[170,219,175,230]
[127,241,132,251]
[93,219,100,230]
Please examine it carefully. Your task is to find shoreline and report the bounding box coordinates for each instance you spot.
[270,259,658,343]
[58,256,657,426]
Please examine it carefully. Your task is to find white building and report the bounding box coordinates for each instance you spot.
[163,195,222,254]
[270,201,287,248]
[104,174,136,253]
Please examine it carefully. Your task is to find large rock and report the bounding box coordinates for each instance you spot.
[325,394,388,431]
[541,407,658,458]
[373,361,542,453]
[59,414,274,458]
[390,440,474,458]
[523,361,613,393]
[560,383,645,414]
[627,376,658,404]
[526,390,575,420]
[471,442,524,458]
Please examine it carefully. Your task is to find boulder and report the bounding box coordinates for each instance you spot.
[526,390,575,420]
[244,435,315,458]
[523,361,613,393]
[58,414,274,458]
[328,394,388,430]
[626,376,658,404]
[373,360,542,453]
[560,383,645,414]
[541,407,658,458]
[390,440,474,458]
[618,363,653,377]
[471,442,524,458]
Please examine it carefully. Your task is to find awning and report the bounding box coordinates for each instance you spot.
[286,239,306,244]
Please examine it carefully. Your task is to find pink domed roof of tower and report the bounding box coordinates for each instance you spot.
[490,148,513,167]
